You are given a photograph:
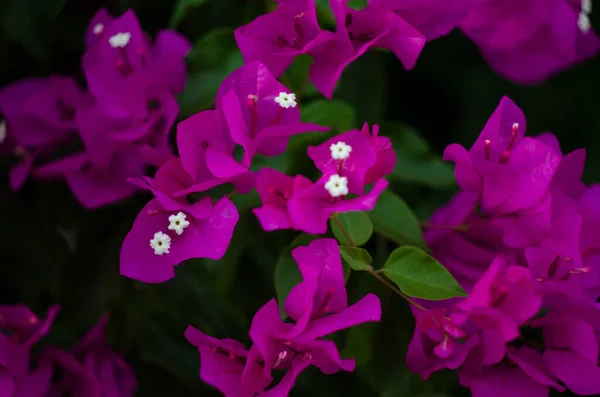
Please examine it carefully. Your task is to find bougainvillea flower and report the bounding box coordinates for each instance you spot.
[525,299,600,396]
[248,296,380,396]
[216,61,328,162]
[0,76,84,190]
[423,190,515,291]
[580,185,600,299]
[309,0,425,98]
[82,9,190,115]
[407,307,479,379]
[184,327,270,397]
[45,314,136,397]
[34,149,145,209]
[361,123,396,184]
[287,176,388,234]
[77,91,178,169]
[253,168,313,231]
[0,358,54,397]
[308,129,376,195]
[120,174,239,283]
[177,110,234,182]
[308,124,395,194]
[460,0,600,84]
[73,314,136,396]
[524,247,585,298]
[0,305,60,376]
[175,109,255,195]
[459,363,552,397]
[536,132,587,200]
[85,8,115,48]
[234,0,335,76]
[369,0,479,40]
[284,239,348,336]
[0,76,82,148]
[453,256,541,343]
[495,188,582,257]
[444,96,561,216]
[43,347,103,397]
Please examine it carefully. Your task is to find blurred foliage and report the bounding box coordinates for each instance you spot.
[0,0,598,397]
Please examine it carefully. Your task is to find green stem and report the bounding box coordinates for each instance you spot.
[331,213,427,312]
[332,214,356,247]
[368,270,427,311]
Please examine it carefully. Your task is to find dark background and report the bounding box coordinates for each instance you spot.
[0,0,598,396]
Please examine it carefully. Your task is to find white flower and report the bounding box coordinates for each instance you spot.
[582,0,592,14]
[578,12,591,33]
[330,141,352,160]
[150,231,171,255]
[109,32,131,48]
[0,120,6,145]
[324,174,349,197]
[93,23,104,35]
[274,92,297,109]
[168,212,190,235]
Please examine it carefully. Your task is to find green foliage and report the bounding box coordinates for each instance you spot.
[381,121,457,188]
[301,99,357,132]
[170,0,208,28]
[383,246,466,300]
[331,212,373,246]
[178,28,243,117]
[369,190,426,249]
[274,233,319,317]
[339,246,373,271]
[1,0,66,63]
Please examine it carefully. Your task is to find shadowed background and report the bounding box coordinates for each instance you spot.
[0,0,598,396]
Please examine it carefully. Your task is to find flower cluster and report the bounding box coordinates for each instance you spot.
[118,56,396,283]
[460,0,600,83]
[408,96,600,396]
[0,9,190,209]
[253,122,395,234]
[236,0,599,98]
[0,305,135,396]
[186,238,381,397]
[118,60,329,283]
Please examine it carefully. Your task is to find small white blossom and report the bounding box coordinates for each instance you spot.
[578,12,591,33]
[274,92,297,109]
[0,120,6,145]
[109,32,131,48]
[93,23,104,35]
[324,174,349,198]
[168,212,190,235]
[150,231,171,255]
[582,0,592,14]
[330,141,352,160]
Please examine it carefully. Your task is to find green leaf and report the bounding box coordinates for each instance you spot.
[381,121,456,188]
[0,0,67,63]
[341,322,377,367]
[274,234,320,317]
[337,52,385,122]
[137,322,199,386]
[369,190,425,249]
[177,28,243,117]
[285,55,320,99]
[301,99,356,132]
[169,0,208,28]
[339,246,372,271]
[330,212,373,246]
[315,0,366,25]
[382,246,466,300]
